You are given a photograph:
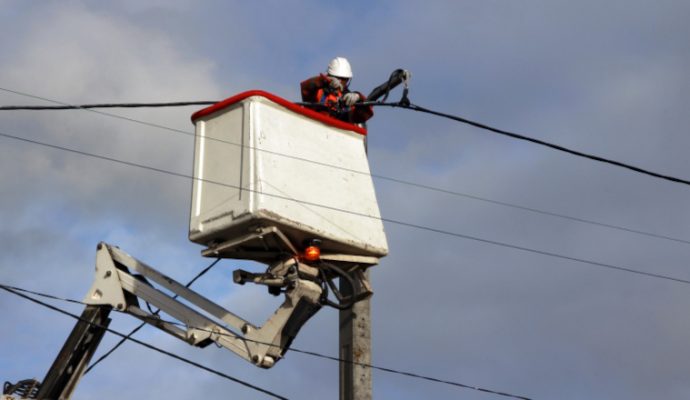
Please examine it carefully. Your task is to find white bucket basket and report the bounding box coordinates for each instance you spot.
[189,91,388,260]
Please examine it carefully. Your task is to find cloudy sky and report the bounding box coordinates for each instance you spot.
[2,1,690,399]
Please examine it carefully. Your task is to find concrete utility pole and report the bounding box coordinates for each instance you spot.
[339,270,372,400]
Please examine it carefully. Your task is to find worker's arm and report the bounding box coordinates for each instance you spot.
[300,74,329,102]
[347,91,374,123]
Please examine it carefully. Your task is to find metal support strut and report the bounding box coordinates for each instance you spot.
[84,242,324,369]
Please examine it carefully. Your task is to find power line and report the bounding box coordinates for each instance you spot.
[288,349,531,400]
[3,87,689,188]
[376,176,690,246]
[0,87,200,137]
[378,102,690,187]
[2,87,689,247]
[0,284,85,306]
[84,257,222,375]
[1,130,689,288]
[3,283,533,400]
[0,284,289,400]
[0,101,216,110]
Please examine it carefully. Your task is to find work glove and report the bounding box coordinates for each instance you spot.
[342,92,361,106]
[327,76,343,92]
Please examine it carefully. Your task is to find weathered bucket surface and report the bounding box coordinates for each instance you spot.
[189,91,388,259]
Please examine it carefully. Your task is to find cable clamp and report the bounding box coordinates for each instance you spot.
[401,70,411,89]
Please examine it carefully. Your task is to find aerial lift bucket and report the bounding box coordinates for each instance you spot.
[188,91,388,263]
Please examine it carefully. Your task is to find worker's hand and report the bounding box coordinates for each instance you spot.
[328,76,343,92]
[342,92,361,106]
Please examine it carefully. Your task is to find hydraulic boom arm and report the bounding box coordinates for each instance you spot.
[85,242,323,368]
[4,229,376,400]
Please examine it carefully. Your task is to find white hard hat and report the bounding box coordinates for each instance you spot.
[327,57,353,79]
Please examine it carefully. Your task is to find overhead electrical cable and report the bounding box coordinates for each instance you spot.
[0,284,289,400]
[376,177,690,246]
[1,88,688,246]
[0,101,216,110]
[372,101,690,187]
[2,87,689,187]
[2,283,533,400]
[0,87,198,136]
[1,129,689,287]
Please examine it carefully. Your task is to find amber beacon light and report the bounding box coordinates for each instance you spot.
[303,239,322,261]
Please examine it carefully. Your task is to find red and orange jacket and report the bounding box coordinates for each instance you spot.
[300,74,374,124]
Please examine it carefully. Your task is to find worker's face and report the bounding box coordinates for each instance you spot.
[336,76,351,89]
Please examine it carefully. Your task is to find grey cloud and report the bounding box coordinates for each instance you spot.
[3,1,690,399]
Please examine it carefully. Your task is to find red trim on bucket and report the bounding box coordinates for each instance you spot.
[190,90,367,135]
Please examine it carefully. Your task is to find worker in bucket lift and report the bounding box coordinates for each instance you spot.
[300,57,374,124]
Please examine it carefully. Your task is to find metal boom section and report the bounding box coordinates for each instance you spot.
[84,242,324,369]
